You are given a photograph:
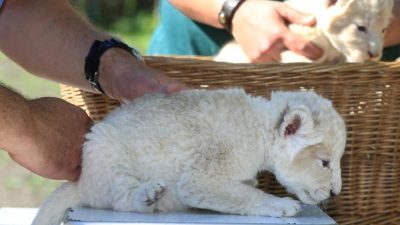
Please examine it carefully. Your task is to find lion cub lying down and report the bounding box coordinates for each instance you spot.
[33,89,346,225]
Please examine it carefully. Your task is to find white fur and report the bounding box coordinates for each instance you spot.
[215,0,393,63]
[32,89,346,225]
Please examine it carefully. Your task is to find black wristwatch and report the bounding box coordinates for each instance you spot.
[84,38,143,95]
[218,0,246,32]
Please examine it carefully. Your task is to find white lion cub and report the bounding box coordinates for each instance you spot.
[215,0,393,63]
[32,89,346,225]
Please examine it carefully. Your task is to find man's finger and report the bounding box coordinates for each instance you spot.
[253,41,284,62]
[277,4,316,26]
[165,83,189,93]
[283,32,322,60]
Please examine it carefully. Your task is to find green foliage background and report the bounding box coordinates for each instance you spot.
[71,0,158,52]
[0,0,159,207]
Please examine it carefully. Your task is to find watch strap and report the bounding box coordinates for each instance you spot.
[218,0,246,32]
[84,38,143,95]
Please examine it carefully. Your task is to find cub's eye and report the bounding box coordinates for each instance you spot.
[322,160,330,168]
[382,28,387,33]
[357,25,367,33]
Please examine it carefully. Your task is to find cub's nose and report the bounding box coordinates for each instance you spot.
[330,190,336,197]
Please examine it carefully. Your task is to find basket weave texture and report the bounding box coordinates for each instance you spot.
[61,56,400,225]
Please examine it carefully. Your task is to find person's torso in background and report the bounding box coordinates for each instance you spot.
[147,0,232,56]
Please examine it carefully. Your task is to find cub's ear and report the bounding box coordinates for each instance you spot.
[323,0,355,34]
[334,0,355,6]
[325,0,337,8]
[279,106,320,160]
[280,105,313,138]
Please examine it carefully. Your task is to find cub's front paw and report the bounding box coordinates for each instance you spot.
[254,196,301,217]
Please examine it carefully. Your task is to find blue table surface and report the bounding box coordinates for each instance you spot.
[0,205,337,225]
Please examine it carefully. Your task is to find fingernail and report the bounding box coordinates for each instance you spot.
[165,83,188,93]
[303,15,315,24]
[309,44,323,60]
[158,85,169,93]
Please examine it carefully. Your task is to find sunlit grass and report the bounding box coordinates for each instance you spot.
[0,52,6,60]
[0,151,61,207]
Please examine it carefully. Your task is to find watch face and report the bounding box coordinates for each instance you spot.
[218,11,227,25]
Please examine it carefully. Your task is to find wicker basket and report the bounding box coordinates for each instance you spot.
[61,56,400,225]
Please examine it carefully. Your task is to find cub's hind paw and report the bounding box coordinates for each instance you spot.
[144,182,166,206]
[134,181,166,213]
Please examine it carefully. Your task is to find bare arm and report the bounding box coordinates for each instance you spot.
[169,0,321,62]
[385,0,400,47]
[0,0,186,101]
[0,0,107,91]
[169,0,225,28]
[0,85,92,181]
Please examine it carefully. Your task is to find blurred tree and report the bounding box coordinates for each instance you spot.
[69,0,159,52]
[70,0,157,29]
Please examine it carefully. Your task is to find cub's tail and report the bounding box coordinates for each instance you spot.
[32,182,82,225]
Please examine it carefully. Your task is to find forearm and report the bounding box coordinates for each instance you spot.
[385,0,400,47]
[0,85,36,155]
[169,0,225,28]
[0,84,90,180]
[0,0,111,91]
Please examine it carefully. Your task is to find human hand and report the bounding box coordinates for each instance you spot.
[8,97,92,181]
[232,0,323,62]
[98,49,188,103]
